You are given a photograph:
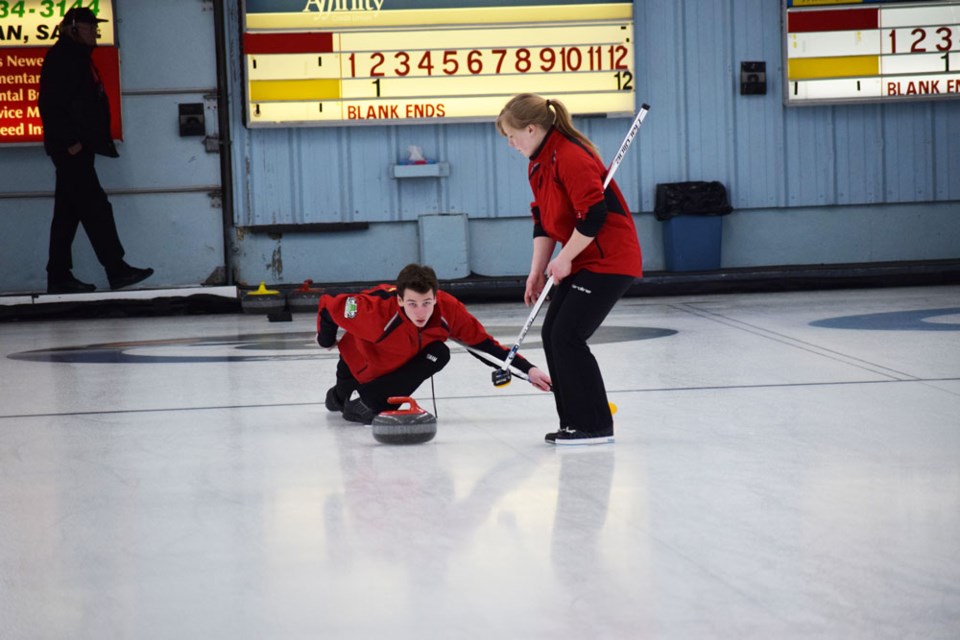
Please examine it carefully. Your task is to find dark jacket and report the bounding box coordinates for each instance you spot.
[38,36,118,158]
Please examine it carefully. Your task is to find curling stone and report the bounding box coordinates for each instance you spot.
[371,396,437,445]
[287,279,325,313]
[241,281,291,322]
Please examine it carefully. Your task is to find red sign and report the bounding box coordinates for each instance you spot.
[0,46,122,145]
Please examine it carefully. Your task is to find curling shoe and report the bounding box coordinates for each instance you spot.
[47,273,96,294]
[545,427,615,446]
[108,263,154,290]
[342,397,377,425]
[325,386,344,412]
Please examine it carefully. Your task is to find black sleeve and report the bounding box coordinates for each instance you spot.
[464,338,534,374]
[316,308,338,348]
[532,204,548,238]
[574,199,608,237]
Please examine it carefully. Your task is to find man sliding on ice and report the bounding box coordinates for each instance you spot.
[317,263,552,424]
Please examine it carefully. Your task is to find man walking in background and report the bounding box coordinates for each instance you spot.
[38,7,153,293]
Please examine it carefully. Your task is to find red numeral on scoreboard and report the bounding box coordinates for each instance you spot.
[346,46,633,78]
[889,27,956,54]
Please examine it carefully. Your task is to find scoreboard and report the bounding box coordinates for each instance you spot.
[785,0,960,105]
[242,0,636,126]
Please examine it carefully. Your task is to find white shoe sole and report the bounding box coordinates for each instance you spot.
[546,435,615,446]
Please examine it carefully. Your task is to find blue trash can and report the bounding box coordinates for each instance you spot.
[654,181,732,272]
[662,215,723,272]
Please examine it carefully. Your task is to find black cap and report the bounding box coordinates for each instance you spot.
[64,8,108,25]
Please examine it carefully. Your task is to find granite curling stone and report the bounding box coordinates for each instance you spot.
[371,396,437,445]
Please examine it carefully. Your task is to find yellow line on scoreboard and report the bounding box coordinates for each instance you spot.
[788,55,879,80]
[249,79,341,101]
[247,4,631,30]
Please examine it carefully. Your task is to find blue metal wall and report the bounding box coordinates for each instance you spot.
[2,0,956,295]
[223,0,959,285]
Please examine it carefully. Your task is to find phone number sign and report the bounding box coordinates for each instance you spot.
[0,0,120,145]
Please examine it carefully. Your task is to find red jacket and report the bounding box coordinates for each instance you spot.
[528,127,642,278]
[317,285,533,383]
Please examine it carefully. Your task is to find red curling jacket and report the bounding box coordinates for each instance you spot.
[316,285,534,384]
[528,127,642,278]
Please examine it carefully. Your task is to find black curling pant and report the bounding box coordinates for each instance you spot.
[541,270,634,433]
[334,341,451,412]
[47,151,125,277]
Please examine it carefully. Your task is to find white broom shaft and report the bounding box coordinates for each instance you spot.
[500,275,554,371]
[603,104,649,190]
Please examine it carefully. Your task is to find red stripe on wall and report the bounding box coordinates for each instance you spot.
[243,32,334,54]
[788,8,879,33]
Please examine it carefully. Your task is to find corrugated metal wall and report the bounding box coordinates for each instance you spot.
[228,0,959,226]
[636,0,960,209]
[223,0,959,283]
[3,1,953,295]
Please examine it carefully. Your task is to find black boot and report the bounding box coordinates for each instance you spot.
[342,397,377,425]
[325,386,344,412]
[47,272,96,294]
[108,262,154,290]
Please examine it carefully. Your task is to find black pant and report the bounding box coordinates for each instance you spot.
[541,270,634,433]
[333,341,451,412]
[47,151,125,278]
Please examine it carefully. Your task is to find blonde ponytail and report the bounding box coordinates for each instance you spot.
[497,94,599,158]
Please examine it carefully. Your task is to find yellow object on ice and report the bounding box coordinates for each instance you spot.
[247,282,280,296]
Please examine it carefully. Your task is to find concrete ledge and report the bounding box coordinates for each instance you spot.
[239,222,369,234]
[4,261,958,321]
[0,286,240,321]
[309,259,960,304]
